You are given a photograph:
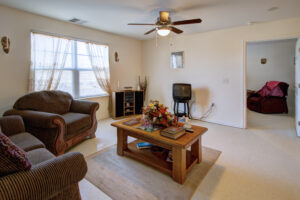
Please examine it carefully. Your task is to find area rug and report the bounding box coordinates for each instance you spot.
[85,145,221,200]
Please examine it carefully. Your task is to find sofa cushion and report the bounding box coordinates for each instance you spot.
[0,115,25,136]
[13,90,73,114]
[0,132,31,176]
[62,112,92,140]
[26,148,55,165]
[9,132,45,152]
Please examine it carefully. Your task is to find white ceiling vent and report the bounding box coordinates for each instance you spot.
[68,18,86,25]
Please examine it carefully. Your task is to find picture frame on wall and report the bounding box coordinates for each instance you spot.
[170,51,184,69]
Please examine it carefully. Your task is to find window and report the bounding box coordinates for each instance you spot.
[170,51,184,69]
[31,33,109,98]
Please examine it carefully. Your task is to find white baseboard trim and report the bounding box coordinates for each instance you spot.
[192,118,244,129]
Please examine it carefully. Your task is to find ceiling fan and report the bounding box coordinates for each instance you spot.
[128,11,202,37]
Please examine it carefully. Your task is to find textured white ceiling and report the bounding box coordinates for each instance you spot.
[0,0,300,40]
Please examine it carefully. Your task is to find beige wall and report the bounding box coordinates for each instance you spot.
[84,96,110,120]
[296,38,300,136]
[247,39,297,114]
[0,6,142,119]
[1,4,300,127]
[142,17,300,128]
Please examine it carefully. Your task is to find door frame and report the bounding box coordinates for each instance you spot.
[242,35,300,129]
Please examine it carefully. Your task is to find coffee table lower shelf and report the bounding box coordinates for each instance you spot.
[123,140,198,177]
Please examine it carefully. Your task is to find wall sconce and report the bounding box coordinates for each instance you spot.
[114,52,119,62]
[1,36,10,54]
[261,58,267,64]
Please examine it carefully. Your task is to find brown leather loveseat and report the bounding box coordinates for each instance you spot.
[4,90,99,155]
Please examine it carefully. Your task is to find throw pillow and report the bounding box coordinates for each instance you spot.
[0,131,31,176]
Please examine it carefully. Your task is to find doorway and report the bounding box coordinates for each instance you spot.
[244,38,298,131]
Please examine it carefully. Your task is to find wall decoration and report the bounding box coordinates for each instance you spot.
[114,52,119,62]
[171,51,184,68]
[138,76,147,102]
[261,58,267,64]
[1,36,10,54]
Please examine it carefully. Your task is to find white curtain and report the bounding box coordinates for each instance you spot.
[86,43,112,95]
[29,33,71,91]
[86,42,112,115]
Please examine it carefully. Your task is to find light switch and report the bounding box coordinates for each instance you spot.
[223,78,229,84]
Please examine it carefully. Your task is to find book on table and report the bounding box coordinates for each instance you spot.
[136,142,152,149]
[160,126,186,139]
[122,118,140,126]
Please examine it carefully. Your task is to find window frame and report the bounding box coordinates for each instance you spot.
[31,31,110,99]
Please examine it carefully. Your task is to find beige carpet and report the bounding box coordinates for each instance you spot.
[85,145,221,200]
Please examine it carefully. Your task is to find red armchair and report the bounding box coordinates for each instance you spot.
[247,81,289,114]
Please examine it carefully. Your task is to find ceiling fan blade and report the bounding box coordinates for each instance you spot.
[128,23,155,25]
[172,19,202,25]
[144,28,156,35]
[170,26,183,34]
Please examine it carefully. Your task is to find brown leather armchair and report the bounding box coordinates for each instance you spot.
[4,90,99,155]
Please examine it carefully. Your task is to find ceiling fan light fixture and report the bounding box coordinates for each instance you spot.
[156,27,170,37]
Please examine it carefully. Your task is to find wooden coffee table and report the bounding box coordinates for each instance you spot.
[111,119,207,184]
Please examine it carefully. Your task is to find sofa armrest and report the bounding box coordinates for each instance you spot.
[70,100,99,115]
[0,115,25,136]
[0,152,87,200]
[247,92,261,99]
[4,109,65,129]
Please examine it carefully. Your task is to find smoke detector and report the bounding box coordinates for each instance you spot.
[68,18,86,25]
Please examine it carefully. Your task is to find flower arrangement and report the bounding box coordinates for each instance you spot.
[143,100,177,127]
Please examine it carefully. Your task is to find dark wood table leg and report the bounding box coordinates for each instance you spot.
[172,146,186,184]
[191,137,202,163]
[117,128,128,156]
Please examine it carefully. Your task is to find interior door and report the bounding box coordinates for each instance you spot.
[296,38,300,136]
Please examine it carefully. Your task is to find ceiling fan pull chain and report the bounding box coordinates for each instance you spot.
[156,31,158,48]
[169,31,173,47]
[169,32,171,54]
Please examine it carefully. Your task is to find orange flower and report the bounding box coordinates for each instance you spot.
[161,118,167,125]
[159,107,166,114]
[152,112,159,117]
